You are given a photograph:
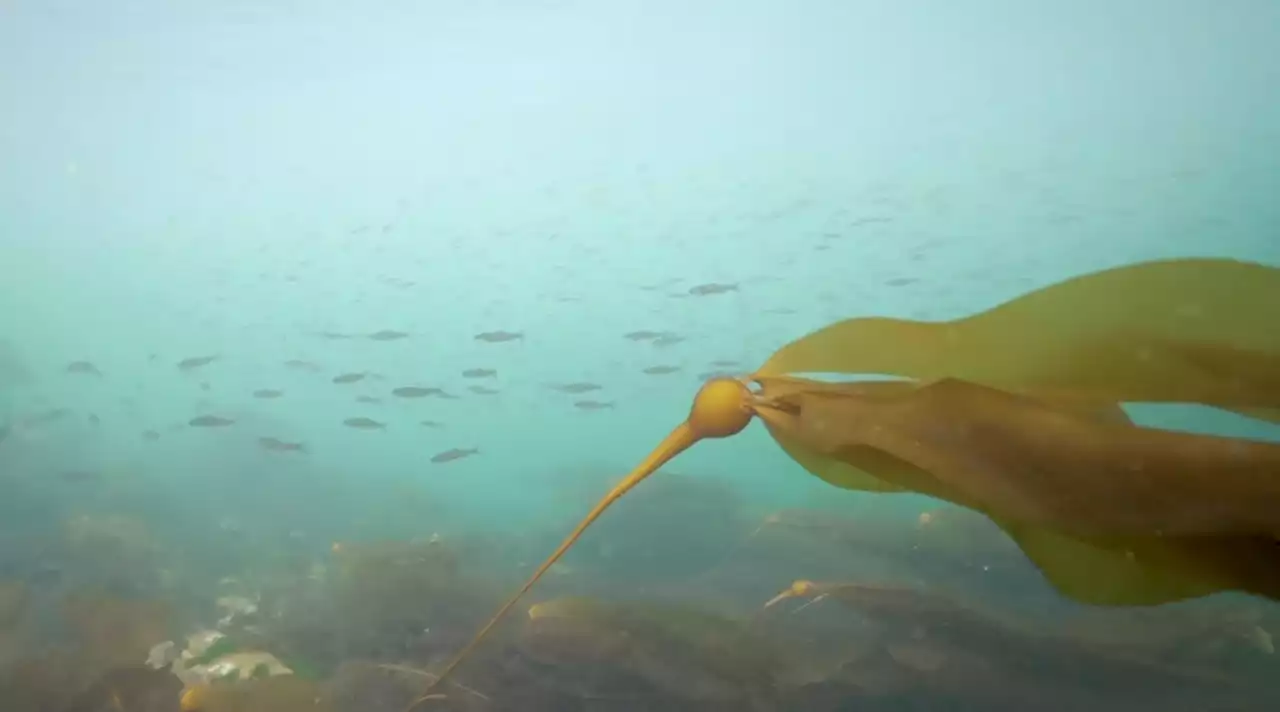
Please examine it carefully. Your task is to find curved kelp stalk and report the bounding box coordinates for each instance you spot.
[404,257,1280,709]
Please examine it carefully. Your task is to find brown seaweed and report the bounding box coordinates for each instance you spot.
[63,664,183,712]
[761,580,1253,706]
[62,592,174,670]
[328,539,467,629]
[408,258,1280,705]
[757,257,1280,423]
[751,376,1280,604]
[519,596,787,709]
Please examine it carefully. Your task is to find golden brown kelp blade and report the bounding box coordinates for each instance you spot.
[752,376,1280,605]
[404,379,756,710]
[754,377,1280,538]
[757,258,1280,420]
[996,520,1280,606]
[756,377,1135,495]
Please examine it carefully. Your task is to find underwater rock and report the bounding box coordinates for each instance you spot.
[188,651,293,684]
[168,628,294,688]
[147,641,179,670]
[179,675,327,712]
[214,595,258,628]
[183,630,226,661]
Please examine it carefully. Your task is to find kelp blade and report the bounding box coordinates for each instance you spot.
[751,376,1280,605]
[999,520,1280,606]
[756,258,1280,421]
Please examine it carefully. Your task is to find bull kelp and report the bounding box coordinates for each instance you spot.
[408,257,1280,706]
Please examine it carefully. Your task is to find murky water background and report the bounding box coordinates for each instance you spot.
[2,1,1279,710]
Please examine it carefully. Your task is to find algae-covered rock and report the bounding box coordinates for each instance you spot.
[62,663,184,712]
[62,590,174,670]
[520,596,786,710]
[179,675,330,712]
[166,627,295,688]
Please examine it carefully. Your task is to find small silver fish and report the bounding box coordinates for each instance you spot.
[343,417,385,430]
[253,389,284,399]
[550,382,602,394]
[431,447,478,464]
[642,365,681,375]
[687,282,738,296]
[623,330,666,341]
[178,355,219,371]
[65,360,102,376]
[392,386,453,399]
[189,415,235,427]
[573,400,614,411]
[258,437,306,453]
[474,330,523,343]
[849,216,892,227]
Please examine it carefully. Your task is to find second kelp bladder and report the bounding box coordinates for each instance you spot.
[405,257,1280,708]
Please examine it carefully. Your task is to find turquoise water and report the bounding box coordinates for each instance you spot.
[3,0,1278,527]
[2,1,1279,710]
